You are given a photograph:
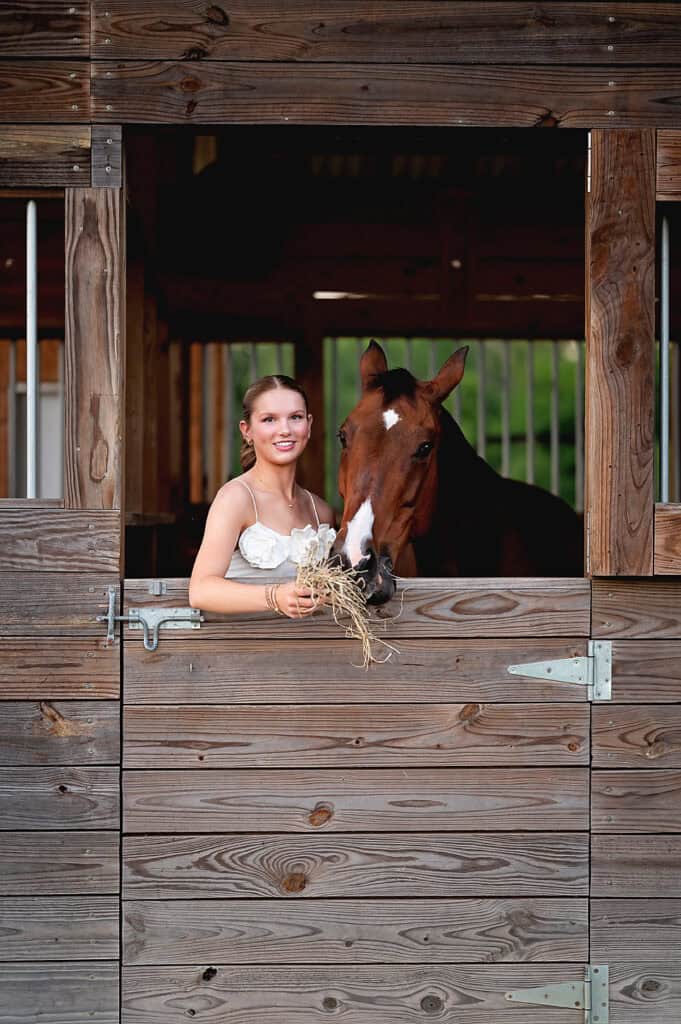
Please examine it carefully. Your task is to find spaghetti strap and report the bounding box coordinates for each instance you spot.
[236,479,259,522]
[306,489,321,528]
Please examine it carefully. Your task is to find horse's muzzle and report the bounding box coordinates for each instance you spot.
[328,546,396,606]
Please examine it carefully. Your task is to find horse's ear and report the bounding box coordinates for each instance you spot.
[425,346,469,404]
[360,340,388,390]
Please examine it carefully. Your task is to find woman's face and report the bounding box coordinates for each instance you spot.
[241,388,312,466]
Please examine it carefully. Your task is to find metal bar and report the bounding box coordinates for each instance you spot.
[673,341,681,502]
[526,340,535,484]
[551,340,560,496]
[476,341,486,459]
[222,343,233,480]
[501,340,511,477]
[405,337,413,373]
[57,340,64,499]
[25,199,38,497]
[576,340,585,512]
[249,341,258,383]
[7,340,16,497]
[661,215,670,503]
[275,341,284,375]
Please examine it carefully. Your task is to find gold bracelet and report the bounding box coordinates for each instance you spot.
[271,583,285,616]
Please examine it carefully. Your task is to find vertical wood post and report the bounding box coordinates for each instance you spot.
[64,188,125,522]
[585,129,656,576]
[295,323,326,498]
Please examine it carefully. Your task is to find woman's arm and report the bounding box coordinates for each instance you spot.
[188,482,317,617]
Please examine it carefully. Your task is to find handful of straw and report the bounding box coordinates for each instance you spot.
[296,552,399,669]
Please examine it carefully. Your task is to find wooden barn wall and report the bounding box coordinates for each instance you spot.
[2,3,681,1023]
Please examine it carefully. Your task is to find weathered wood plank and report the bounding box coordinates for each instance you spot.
[91,2,681,64]
[122,965,591,1024]
[0,962,118,1023]
[0,768,119,830]
[0,702,119,766]
[592,835,681,897]
[593,705,681,768]
[0,832,119,896]
[0,126,90,187]
[592,899,681,961]
[657,130,681,201]
[585,129,655,576]
[123,703,588,768]
[593,579,681,639]
[0,640,119,699]
[125,577,591,639]
[0,575,118,636]
[92,62,681,128]
[0,896,118,960]
[609,962,681,1022]
[65,188,125,513]
[0,62,89,123]
[654,503,681,573]
[124,767,588,833]
[124,638,589,704]
[0,510,120,572]
[592,769,681,832]
[610,640,681,702]
[123,897,587,965]
[0,3,89,57]
[123,832,588,899]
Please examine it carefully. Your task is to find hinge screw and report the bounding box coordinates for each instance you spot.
[72,164,80,171]
[105,165,112,173]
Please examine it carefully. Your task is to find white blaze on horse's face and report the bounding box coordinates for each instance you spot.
[382,408,400,431]
[343,498,375,567]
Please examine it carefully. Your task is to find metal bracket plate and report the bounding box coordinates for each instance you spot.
[96,587,203,651]
[506,965,608,1023]
[507,640,612,701]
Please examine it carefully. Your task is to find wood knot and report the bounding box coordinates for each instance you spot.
[182,47,208,60]
[459,703,481,722]
[322,997,337,1011]
[615,336,636,367]
[282,872,307,893]
[202,966,217,981]
[308,802,333,827]
[421,995,443,1014]
[641,979,660,994]
[206,5,229,25]
[179,77,201,93]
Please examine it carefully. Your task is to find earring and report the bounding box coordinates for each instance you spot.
[246,439,253,447]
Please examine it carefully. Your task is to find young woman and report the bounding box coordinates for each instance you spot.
[188,375,336,618]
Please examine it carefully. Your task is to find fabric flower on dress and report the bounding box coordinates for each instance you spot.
[238,522,290,569]
[289,523,336,565]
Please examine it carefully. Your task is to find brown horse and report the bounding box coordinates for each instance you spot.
[331,340,584,604]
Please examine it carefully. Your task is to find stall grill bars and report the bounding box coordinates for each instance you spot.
[26,199,39,497]
[661,215,670,503]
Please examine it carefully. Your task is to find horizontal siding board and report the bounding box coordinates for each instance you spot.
[611,641,681,702]
[0,962,118,1023]
[0,125,91,187]
[657,130,681,201]
[91,2,681,64]
[0,767,119,830]
[0,509,120,572]
[593,579,681,639]
[0,3,89,57]
[0,896,118,960]
[124,638,588,704]
[123,703,589,768]
[609,961,681,1021]
[592,899,681,960]
[592,770,681,832]
[592,835,681,897]
[121,964,596,1023]
[123,897,588,965]
[124,577,591,639]
[0,62,90,123]
[654,503,681,573]
[123,832,588,899]
[92,62,681,128]
[0,640,119,698]
[0,702,120,766]
[0,576,118,637]
[592,705,681,768]
[124,767,588,833]
[0,832,119,896]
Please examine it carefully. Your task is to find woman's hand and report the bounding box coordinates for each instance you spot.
[274,581,322,618]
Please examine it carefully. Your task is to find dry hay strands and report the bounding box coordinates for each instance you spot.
[296,556,400,669]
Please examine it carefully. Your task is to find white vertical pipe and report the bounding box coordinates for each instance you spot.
[501,340,511,477]
[7,340,16,497]
[57,341,64,499]
[673,341,681,501]
[526,341,535,484]
[26,200,39,497]
[575,340,584,512]
[476,341,486,459]
[661,215,670,503]
[550,340,560,496]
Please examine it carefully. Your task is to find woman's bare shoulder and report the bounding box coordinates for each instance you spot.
[210,477,253,519]
[309,491,336,527]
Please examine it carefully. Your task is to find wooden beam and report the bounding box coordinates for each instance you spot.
[654,503,681,574]
[0,126,90,188]
[0,63,89,123]
[585,130,655,576]
[65,188,125,518]
[92,62,681,128]
[294,325,325,498]
[657,130,681,201]
[91,2,681,65]
[0,3,89,57]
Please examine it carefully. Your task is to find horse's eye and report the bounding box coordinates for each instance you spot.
[414,441,434,459]
[337,429,347,449]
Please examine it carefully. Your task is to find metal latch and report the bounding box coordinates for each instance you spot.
[507,640,612,701]
[96,586,203,652]
[506,964,608,1023]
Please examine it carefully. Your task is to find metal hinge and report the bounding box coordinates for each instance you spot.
[507,640,612,701]
[96,586,203,652]
[506,964,608,1023]
[587,130,592,193]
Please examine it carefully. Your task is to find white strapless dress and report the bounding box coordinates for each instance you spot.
[226,522,337,579]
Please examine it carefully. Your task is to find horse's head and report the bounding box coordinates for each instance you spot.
[331,340,469,604]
